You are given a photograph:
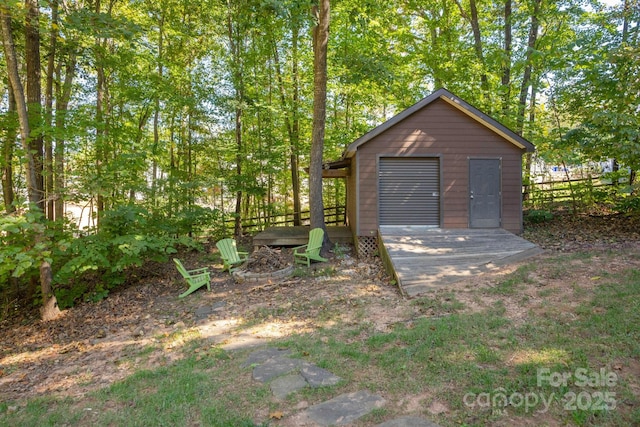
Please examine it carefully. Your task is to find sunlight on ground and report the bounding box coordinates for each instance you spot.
[445,349,477,364]
[196,318,242,341]
[506,348,570,366]
[0,335,153,368]
[197,317,315,344]
[164,327,202,350]
[1,347,54,367]
[240,320,315,339]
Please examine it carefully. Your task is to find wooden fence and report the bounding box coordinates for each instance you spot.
[225,205,346,234]
[523,176,617,211]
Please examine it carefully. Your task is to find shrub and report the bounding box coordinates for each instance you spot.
[0,210,53,291]
[525,209,554,223]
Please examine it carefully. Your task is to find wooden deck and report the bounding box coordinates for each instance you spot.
[379,227,543,297]
[252,226,352,247]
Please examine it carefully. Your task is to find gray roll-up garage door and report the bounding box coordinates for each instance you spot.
[379,157,440,226]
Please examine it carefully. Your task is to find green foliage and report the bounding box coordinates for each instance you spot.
[0,203,220,309]
[614,195,640,215]
[52,206,202,308]
[53,233,183,308]
[0,210,52,285]
[525,209,554,224]
[171,205,226,239]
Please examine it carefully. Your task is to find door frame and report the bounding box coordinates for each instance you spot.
[468,157,502,228]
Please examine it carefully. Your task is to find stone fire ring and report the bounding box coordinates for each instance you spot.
[232,264,294,283]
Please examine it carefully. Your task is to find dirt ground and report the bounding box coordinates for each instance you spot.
[1,212,640,411]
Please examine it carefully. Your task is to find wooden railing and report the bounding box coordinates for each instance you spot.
[523,176,617,211]
[225,205,346,234]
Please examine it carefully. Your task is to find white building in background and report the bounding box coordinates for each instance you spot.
[65,202,96,231]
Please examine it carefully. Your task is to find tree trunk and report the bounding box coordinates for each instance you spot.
[516,0,541,134]
[501,0,512,114]
[2,87,17,213]
[54,53,76,222]
[454,0,489,100]
[233,102,243,238]
[226,0,244,237]
[272,22,302,226]
[1,3,61,321]
[522,83,537,201]
[290,24,302,226]
[94,0,113,225]
[309,0,331,251]
[39,260,59,320]
[151,10,164,211]
[25,0,45,212]
[44,0,58,221]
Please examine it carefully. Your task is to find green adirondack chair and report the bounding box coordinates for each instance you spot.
[173,258,211,298]
[293,228,329,267]
[216,238,249,272]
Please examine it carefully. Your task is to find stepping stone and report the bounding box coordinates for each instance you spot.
[195,305,214,319]
[376,416,441,427]
[242,347,292,368]
[300,363,342,387]
[270,374,309,400]
[194,301,226,320]
[252,356,305,383]
[301,390,386,426]
[212,301,226,311]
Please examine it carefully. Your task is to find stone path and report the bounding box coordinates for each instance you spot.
[244,347,441,426]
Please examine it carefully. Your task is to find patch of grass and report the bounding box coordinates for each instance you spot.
[411,292,465,314]
[1,396,81,426]
[487,264,535,295]
[537,287,558,298]
[2,349,265,427]
[360,407,389,424]
[573,269,640,357]
[138,344,157,357]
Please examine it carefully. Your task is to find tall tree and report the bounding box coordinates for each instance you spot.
[225,0,248,237]
[1,1,61,320]
[309,0,330,249]
[94,0,109,225]
[454,0,490,98]
[515,0,541,134]
[25,0,45,212]
[44,0,58,221]
[500,0,513,113]
[1,87,17,213]
[271,4,305,226]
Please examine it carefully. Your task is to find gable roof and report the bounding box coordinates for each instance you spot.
[343,88,535,158]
